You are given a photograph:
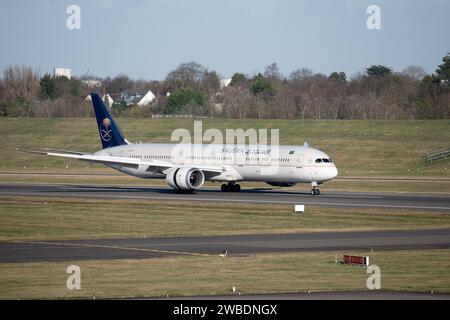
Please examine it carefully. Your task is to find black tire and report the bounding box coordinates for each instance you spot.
[234,184,241,192]
[221,184,228,192]
[316,189,321,195]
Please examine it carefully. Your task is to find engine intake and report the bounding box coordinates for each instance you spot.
[166,167,205,190]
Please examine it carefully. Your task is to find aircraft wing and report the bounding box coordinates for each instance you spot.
[21,149,224,174]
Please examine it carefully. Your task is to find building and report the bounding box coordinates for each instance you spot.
[117,91,143,106]
[84,93,114,108]
[220,78,232,89]
[53,68,71,79]
[82,79,102,88]
[113,90,156,106]
[137,90,156,106]
[102,94,114,108]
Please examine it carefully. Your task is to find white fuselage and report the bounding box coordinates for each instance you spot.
[95,143,338,184]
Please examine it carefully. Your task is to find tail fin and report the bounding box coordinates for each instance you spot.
[91,93,127,149]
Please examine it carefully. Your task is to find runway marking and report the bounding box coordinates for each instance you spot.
[1,191,450,211]
[25,241,214,258]
[269,193,383,199]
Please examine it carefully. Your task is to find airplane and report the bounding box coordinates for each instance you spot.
[26,93,338,195]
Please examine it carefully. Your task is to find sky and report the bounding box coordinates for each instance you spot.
[0,0,449,80]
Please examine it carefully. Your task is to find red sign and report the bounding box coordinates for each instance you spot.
[343,255,368,266]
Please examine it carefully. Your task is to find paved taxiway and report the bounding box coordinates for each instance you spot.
[150,291,450,300]
[0,183,450,211]
[1,229,449,263]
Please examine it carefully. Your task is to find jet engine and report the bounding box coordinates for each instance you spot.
[165,167,205,190]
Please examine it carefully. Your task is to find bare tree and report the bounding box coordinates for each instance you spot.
[289,68,313,82]
[2,65,39,117]
[165,61,206,91]
[402,65,427,81]
[264,62,282,81]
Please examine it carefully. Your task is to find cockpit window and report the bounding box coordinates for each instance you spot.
[315,158,322,163]
[322,158,330,163]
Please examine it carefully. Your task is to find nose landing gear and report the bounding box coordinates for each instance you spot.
[311,181,321,195]
[221,182,241,192]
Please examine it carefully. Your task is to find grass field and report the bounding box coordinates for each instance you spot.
[1,249,449,299]
[0,196,449,242]
[0,118,449,176]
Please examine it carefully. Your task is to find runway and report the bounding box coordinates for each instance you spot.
[1,183,450,211]
[1,229,449,263]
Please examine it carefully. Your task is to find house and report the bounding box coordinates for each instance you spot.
[84,93,114,108]
[102,94,114,108]
[137,90,156,106]
[113,90,156,106]
[114,91,143,106]
[220,78,232,89]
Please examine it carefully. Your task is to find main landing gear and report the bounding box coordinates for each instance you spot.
[221,182,241,192]
[311,181,321,195]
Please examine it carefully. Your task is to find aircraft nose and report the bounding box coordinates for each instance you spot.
[331,166,338,179]
[326,166,338,180]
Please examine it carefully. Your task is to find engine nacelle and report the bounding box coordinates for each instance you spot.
[265,182,297,187]
[165,167,205,190]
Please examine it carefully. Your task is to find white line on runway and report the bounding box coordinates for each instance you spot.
[267,193,383,199]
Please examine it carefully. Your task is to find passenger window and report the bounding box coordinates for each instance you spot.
[315,159,322,163]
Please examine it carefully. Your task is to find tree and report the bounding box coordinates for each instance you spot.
[52,76,81,98]
[39,74,55,99]
[201,70,220,93]
[230,73,247,86]
[436,53,450,82]
[329,72,347,82]
[163,88,205,115]
[289,68,313,81]
[264,62,282,80]
[365,65,393,77]
[250,73,273,96]
[2,65,39,117]
[105,74,133,94]
[402,65,427,81]
[165,62,206,90]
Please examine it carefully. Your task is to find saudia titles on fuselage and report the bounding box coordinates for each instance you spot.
[220,146,271,155]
